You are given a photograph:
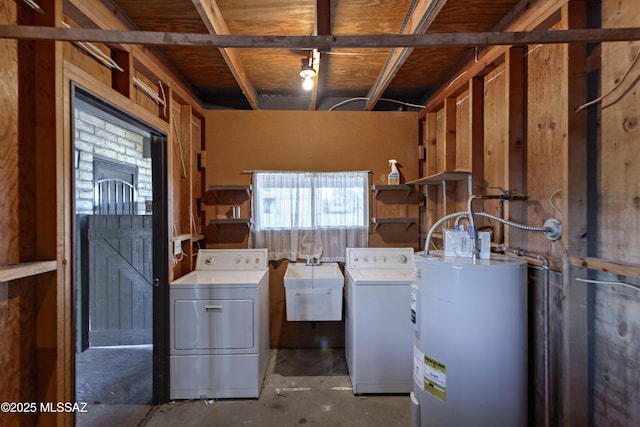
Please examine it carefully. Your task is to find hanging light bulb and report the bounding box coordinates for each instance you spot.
[302,74,314,91]
[300,55,316,91]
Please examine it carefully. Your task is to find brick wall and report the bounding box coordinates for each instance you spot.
[74,108,152,215]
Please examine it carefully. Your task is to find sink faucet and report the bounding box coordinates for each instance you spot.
[305,256,321,266]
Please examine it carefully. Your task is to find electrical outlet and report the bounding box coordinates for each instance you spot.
[174,240,182,256]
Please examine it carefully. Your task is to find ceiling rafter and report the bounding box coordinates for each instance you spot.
[191,0,258,110]
[365,0,448,111]
[307,0,331,111]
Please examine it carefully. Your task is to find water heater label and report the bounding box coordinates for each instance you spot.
[414,347,448,401]
[424,354,447,402]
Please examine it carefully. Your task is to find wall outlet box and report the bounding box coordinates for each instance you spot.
[478,231,491,259]
[174,240,182,256]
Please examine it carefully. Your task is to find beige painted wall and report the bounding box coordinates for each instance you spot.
[203,110,419,347]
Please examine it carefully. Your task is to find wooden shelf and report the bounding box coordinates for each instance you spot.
[210,218,252,226]
[371,184,413,197]
[0,261,57,282]
[371,217,416,231]
[208,184,252,194]
[174,234,206,242]
[407,170,471,185]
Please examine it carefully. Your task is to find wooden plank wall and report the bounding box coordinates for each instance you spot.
[204,110,419,348]
[526,34,566,261]
[590,1,640,425]
[0,3,38,425]
[0,0,206,421]
[483,64,509,243]
[418,1,640,425]
[600,2,640,265]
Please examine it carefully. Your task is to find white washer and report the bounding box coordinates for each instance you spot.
[345,247,415,394]
[169,249,269,399]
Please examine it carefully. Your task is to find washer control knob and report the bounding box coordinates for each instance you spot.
[398,255,407,264]
[205,257,215,265]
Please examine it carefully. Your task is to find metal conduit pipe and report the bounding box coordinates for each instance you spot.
[454,215,470,228]
[496,246,551,427]
[474,211,548,232]
[424,210,562,255]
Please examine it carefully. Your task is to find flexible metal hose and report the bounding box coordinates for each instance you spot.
[474,211,550,232]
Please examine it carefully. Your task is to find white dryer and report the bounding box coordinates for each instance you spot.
[345,247,415,394]
[169,249,269,399]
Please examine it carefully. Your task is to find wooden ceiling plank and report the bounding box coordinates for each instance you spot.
[365,0,448,111]
[191,0,258,109]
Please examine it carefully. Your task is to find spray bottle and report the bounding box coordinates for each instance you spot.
[388,159,400,185]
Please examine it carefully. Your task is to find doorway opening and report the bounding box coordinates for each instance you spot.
[72,86,168,425]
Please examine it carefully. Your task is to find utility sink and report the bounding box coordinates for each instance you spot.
[284,263,344,288]
[283,263,344,321]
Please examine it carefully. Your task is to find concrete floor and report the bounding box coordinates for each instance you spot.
[141,348,411,427]
[75,344,153,427]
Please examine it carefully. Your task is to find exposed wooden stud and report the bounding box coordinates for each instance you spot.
[112,49,132,97]
[469,77,485,197]
[561,1,589,425]
[504,46,526,247]
[443,98,456,172]
[424,113,437,233]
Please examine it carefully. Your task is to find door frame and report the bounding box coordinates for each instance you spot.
[71,84,170,404]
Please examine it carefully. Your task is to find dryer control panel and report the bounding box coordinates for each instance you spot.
[346,247,415,269]
[195,249,268,270]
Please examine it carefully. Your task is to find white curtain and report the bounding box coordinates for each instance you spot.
[249,171,369,262]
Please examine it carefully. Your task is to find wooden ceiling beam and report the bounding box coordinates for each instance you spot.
[2,25,640,49]
[365,0,448,111]
[191,0,259,110]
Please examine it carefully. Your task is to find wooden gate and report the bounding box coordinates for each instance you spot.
[85,215,153,346]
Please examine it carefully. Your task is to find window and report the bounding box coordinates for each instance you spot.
[253,171,368,230]
[250,171,369,261]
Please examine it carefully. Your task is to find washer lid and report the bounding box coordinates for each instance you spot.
[170,269,267,285]
[348,268,414,283]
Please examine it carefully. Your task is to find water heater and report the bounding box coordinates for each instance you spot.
[411,252,527,427]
